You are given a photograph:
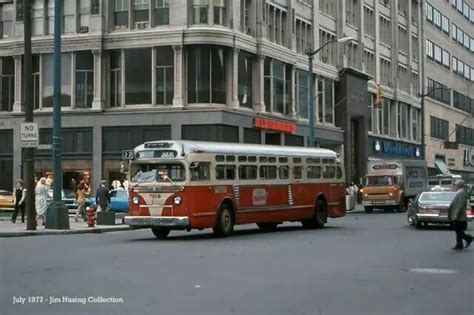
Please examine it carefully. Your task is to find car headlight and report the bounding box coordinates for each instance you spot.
[389,192,393,197]
[364,193,368,197]
[173,196,182,205]
[132,196,139,205]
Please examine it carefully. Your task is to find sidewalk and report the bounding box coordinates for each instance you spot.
[0,215,133,238]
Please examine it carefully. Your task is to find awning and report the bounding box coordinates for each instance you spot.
[435,158,451,176]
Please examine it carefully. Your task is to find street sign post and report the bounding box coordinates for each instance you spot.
[20,122,39,148]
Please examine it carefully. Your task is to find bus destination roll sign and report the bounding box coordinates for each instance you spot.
[20,123,39,148]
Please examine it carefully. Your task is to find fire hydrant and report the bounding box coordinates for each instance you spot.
[87,206,95,228]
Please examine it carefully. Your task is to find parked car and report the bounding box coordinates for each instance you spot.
[0,190,14,208]
[407,191,473,229]
[47,189,94,214]
[110,189,129,213]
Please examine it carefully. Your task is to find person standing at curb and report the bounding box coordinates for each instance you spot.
[74,181,88,222]
[448,179,473,250]
[11,180,26,224]
[96,180,110,212]
[35,177,48,226]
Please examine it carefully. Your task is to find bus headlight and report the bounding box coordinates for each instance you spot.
[173,196,182,205]
[389,192,393,197]
[132,196,139,205]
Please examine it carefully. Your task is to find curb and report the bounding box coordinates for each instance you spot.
[0,226,135,238]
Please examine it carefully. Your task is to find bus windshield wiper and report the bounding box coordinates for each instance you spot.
[163,175,178,186]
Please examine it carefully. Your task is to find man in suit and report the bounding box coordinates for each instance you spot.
[96,180,110,212]
[448,180,472,250]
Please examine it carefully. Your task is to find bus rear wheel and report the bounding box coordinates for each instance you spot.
[151,227,170,239]
[213,205,234,238]
[257,223,278,232]
[302,199,327,229]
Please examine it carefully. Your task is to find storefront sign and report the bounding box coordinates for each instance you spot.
[253,118,296,134]
[373,140,420,158]
[464,150,474,167]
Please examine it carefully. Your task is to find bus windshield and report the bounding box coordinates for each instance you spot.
[365,176,394,186]
[131,163,186,182]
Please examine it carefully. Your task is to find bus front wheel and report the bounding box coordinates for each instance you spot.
[213,205,234,237]
[302,199,327,229]
[151,227,170,239]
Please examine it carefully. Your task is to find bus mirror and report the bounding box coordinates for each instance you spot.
[190,162,199,169]
[120,162,125,174]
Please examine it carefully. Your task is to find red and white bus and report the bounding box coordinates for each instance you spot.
[124,141,346,239]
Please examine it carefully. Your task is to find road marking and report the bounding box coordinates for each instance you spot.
[409,268,457,274]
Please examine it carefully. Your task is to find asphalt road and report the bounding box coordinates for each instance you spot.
[1,212,473,315]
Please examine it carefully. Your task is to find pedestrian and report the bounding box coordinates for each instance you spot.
[448,179,473,250]
[96,180,110,212]
[74,181,88,222]
[11,179,26,223]
[35,177,48,226]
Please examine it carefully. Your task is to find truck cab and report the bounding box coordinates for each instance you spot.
[361,174,403,213]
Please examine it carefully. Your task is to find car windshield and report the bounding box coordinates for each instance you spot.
[365,176,394,186]
[111,190,127,198]
[419,192,456,203]
[131,163,186,182]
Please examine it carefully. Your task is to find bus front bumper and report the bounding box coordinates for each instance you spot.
[124,216,190,228]
[362,200,399,206]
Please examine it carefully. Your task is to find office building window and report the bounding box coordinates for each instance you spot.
[156,46,174,105]
[453,90,472,114]
[381,98,390,136]
[319,30,336,65]
[193,0,208,24]
[110,51,122,107]
[265,3,287,46]
[295,19,311,55]
[32,1,44,36]
[411,35,419,61]
[187,46,227,104]
[0,4,13,39]
[263,58,291,114]
[134,0,149,28]
[238,52,253,109]
[33,56,40,109]
[379,16,391,46]
[63,0,75,33]
[364,50,375,76]
[47,1,54,35]
[427,78,450,105]
[346,0,360,26]
[125,49,152,104]
[317,78,334,124]
[241,0,252,35]
[456,125,474,146]
[364,6,375,38]
[297,70,309,119]
[114,0,129,29]
[398,102,409,139]
[75,51,94,108]
[0,57,14,112]
[319,0,335,17]
[213,0,225,25]
[154,0,169,26]
[412,108,419,141]
[79,0,91,29]
[430,116,448,140]
[42,53,72,108]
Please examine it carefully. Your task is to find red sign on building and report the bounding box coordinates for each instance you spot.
[253,117,296,134]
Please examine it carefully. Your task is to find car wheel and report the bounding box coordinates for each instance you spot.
[151,227,170,239]
[213,204,234,237]
[302,199,327,229]
[257,223,278,232]
[416,221,422,229]
[407,214,416,226]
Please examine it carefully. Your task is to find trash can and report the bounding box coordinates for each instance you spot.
[346,195,355,211]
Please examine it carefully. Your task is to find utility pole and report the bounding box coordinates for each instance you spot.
[45,0,69,229]
[23,0,36,231]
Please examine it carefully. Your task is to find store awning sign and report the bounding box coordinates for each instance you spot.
[253,117,296,134]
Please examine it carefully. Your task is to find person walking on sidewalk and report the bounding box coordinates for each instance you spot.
[74,181,88,222]
[11,180,26,223]
[35,177,48,225]
[448,179,473,250]
[96,180,110,212]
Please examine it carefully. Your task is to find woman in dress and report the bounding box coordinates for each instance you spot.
[35,177,48,225]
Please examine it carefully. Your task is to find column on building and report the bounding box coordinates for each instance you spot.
[92,125,102,194]
[92,50,105,110]
[172,45,184,107]
[13,55,22,113]
[230,47,239,108]
[253,54,265,113]
[290,65,297,118]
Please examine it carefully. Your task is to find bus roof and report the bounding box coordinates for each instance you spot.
[134,140,338,159]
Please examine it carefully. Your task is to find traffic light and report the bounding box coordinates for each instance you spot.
[375,84,382,108]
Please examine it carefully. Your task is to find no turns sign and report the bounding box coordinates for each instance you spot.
[20,122,39,148]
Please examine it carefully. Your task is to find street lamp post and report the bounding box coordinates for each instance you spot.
[419,86,451,159]
[305,37,354,147]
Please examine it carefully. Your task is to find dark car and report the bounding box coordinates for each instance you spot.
[407,191,473,229]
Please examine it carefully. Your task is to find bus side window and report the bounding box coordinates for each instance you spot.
[239,165,257,180]
[323,166,335,179]
[336,167,343,179]
[216,155,225,162]
[191,162,211,181]
[216,165,235,180]
[293,158,302,164]
[279,166,289,179]
[226,155,235,162]
[293,166,302,179]
[260,165,277,179]
[307,166,321,179]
